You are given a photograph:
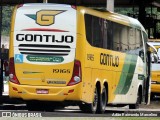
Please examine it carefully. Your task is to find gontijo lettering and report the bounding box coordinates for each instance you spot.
[100,53,119,67]
[16,34,74,43]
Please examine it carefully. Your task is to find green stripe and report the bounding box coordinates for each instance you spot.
[115,54,137,95]
[25,14,36,20]
[121,55,137,94]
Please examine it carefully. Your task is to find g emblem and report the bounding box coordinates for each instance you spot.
[36,10,65,26]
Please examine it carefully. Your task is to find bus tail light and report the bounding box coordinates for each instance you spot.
[9,57,20,84]
[67,60,82,86]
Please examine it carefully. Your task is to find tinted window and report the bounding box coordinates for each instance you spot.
[85,14,113,49]
[85,14,143,56]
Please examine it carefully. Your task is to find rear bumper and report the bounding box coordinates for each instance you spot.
[151,84,160,93]
[9,82,82,101]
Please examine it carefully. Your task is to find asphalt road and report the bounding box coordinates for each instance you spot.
[0,96,159,117]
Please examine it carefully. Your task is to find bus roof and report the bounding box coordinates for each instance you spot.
[79,6,146,32]
[22,3,71,7]
[19,3,145,32]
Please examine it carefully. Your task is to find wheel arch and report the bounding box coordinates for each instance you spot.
[95,80,108,98]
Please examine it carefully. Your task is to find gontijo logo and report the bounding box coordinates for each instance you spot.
[26,10,65,26]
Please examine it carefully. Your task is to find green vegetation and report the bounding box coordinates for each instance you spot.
[1,6,13,36]
[115,7,158,17]
[115,7,137,15]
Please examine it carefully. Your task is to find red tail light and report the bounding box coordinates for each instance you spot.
[9,57,20,84]
[67,60,82,86]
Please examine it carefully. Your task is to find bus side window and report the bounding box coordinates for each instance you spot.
[102,20,108,49]
[106,21,113,50]
[129,28,136,50]
[85,14,114,49]
[93,17,102,47]
[113,23,122,51]
[85,14,103,48]
[85,14,93,45]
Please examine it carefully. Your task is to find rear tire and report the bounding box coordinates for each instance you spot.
[79,87,98,113]
[97,85,107,113]
[129,89,141,109]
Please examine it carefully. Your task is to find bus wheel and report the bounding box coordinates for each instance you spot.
[97,85,107,113]
[129,89,141,109]
[79,87,98,113]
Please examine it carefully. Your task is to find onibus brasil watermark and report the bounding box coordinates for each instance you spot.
[112,112,159,117]
[1,111,42,117]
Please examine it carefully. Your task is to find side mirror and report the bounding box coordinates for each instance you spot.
[147,42,157,53]
[147,42,158,63]
[151,53,158,63]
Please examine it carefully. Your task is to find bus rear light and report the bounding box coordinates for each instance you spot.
[9,57,20,85]
[67,60,82,86]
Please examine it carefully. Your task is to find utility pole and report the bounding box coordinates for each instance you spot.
[43,0,48,3]
[107,0,114,12]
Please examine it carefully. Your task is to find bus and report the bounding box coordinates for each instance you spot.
[148,39,160,99]
[9,3,151,113]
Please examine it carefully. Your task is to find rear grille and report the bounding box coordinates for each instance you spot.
[18,44,71,56]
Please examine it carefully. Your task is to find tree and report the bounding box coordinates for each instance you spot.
[2,6,13,36]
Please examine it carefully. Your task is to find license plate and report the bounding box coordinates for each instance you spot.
[36,89,49,94]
